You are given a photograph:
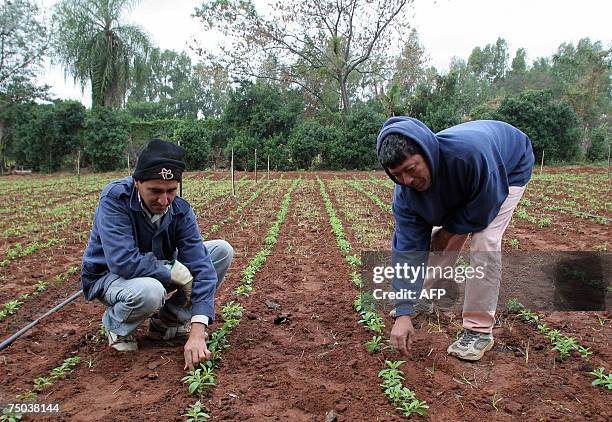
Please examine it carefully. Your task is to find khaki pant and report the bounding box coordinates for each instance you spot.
[424,185,527,333]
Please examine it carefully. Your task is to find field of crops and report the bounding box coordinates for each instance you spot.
[0,167,610,421]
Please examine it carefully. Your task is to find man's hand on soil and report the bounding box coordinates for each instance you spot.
[184,323,211,371]
[390,315,416,356]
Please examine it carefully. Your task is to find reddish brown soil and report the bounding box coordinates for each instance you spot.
[0,171,609,421]
[205,180,401,421]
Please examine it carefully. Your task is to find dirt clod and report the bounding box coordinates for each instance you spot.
[265,299,280,309]
[274,313,291,324]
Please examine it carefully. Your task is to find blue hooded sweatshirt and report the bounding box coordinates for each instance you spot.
[376,117,534,315]
[81,176,218,320]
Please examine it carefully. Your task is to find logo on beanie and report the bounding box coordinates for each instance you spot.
[159,168,174,180]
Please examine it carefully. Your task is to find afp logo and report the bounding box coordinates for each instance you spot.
[159,168,174,180]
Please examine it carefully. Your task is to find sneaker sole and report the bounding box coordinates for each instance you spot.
[448,339,494,361]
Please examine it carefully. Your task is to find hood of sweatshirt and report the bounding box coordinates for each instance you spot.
[376,116,440,188]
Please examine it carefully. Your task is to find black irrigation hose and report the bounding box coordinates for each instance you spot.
[0,289,84,351]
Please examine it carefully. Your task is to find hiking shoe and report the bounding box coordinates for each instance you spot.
[107,330,138,352]
[147,316,191,340]
[447,329,494,361]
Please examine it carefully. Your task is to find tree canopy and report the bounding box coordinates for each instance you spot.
[52,0,151,108]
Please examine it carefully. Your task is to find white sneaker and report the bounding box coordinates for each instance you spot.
[447,329,494,361]
[107,330,138,351]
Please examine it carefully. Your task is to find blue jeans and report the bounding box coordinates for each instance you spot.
[100,240,234,336]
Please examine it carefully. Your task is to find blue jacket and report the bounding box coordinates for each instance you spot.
[81,176,218,319]
[377,117,534,252]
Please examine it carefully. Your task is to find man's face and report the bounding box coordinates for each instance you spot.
[387,154,432,191]
[134,179,179,213]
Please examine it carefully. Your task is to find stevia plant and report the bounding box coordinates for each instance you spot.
[507,299,609,389]
[182,367,217,395]
[16,356,81,400]
[379,361,429,417]
[365,336,384,353]
[589,368,612,389]
[183,401,210,421]
[318,177,427,419]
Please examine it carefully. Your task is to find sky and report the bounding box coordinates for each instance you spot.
[38,0,612,107]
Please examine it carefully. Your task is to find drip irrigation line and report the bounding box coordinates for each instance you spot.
[0,289,83,351]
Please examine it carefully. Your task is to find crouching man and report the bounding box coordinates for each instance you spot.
[81,139,233,370]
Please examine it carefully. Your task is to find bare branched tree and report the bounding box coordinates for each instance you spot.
[194,0,413,113]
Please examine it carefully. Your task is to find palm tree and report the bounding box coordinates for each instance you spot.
[52,0,150,108]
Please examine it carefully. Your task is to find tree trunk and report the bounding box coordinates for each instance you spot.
[339,74,350,113]
[0,118,5,176]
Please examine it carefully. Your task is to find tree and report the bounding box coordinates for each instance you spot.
[52,0,151,108]
[12,101,85,172]
[376,28,427,115]
[194,0,414,113]
[468,38,509,84]
[0,0,50,172]
[328,100,385,169]
[495,89,581,162]
[83,107,129,170]
[551,38,612,150]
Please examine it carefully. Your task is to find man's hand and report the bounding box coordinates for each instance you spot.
[170,260,193,308]
[390,315,416,356]
[431,228,454,252]
[184,323,211,371]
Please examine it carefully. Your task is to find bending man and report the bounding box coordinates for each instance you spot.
[376,117,534,361]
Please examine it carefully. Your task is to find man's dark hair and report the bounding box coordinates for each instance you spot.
[378,133,422,169]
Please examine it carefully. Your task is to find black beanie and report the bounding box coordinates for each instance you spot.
[133,139,186,182]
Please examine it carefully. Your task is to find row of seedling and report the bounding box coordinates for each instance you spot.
[0,266,79,322]
[15,356,82,402]
[507,299,611,389]
[181,179,300,420]
[234,179,300,296]
[317,177,428,418]
[206,180,273,238]
[0,238,63,268]
[345,179,392,213]
[327,179,393,247]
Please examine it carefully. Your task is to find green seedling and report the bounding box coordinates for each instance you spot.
[221,301,243,320]
[592,242,608,252]
[516,208,529,219]
[182,367,217,396]
[552,336,578,360]
[182,401,210,421]
[589,367,612,389]
[0,407,23,422]
[365,336,384,353]
[508,238,520,249]
[577,345,593,360]
[378,361,428,417]
[32,377,53,392]
[538,218,552,227]
[345,254,361,267]
[34,280,47,294]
